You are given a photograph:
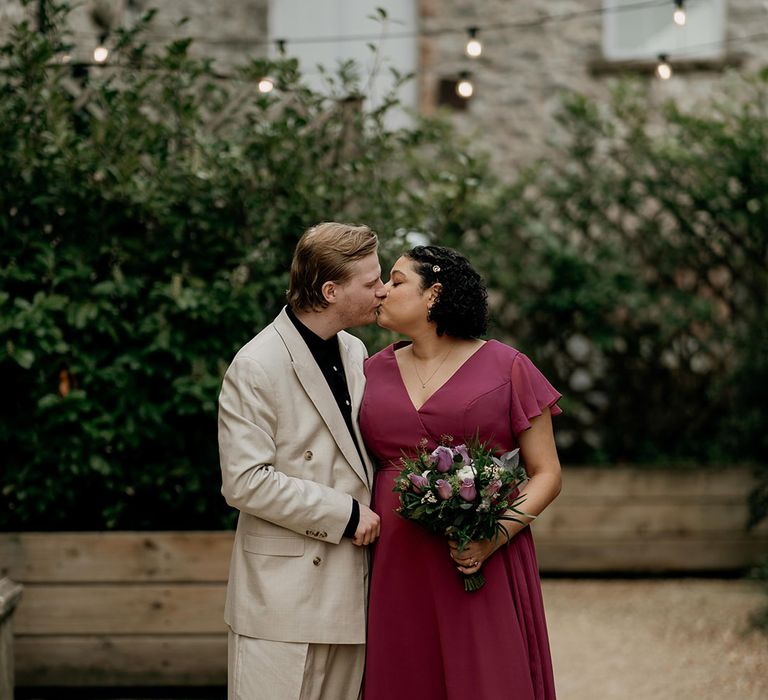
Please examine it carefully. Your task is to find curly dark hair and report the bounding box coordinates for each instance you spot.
[406,245,488,339]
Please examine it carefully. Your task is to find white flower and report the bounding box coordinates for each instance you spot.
[484,465,503,480]
[456,464,476,481]
[485,464,503,480]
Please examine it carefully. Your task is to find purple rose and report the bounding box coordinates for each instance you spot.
[435,479,453,500]
[484,479,502,497]
[408,473,429,493]
[429,446,454,473]
[459,478,477,502]
[455,444,471,464]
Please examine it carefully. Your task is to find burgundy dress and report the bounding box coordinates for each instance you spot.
[359,340,561,700]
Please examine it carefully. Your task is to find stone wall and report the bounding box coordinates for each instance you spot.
[3,0,767,170]
[1,0,269,69]
[418,0,768,170]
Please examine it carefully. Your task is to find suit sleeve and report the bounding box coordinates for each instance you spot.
[218,355,354,544]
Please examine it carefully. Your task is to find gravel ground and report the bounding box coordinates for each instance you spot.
[542,578,768,700]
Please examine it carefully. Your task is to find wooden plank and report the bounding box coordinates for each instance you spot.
[1,463,763,691]
[557,467,758,499]
[0,469,759,583]
[531,502,768,537]
[1,618,13,699]
[15,584,226,635]
[15,635,227,686]
[535,536,768,573]
[0,532,234,583]
[0,578,24,700]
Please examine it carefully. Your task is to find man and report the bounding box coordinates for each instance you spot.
[218,222,386,700]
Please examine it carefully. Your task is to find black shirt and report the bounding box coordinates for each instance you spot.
[286,306,362,538]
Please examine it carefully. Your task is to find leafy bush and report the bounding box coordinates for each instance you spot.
[441,80,768,476]
[0,3,491,529]
[2,4,766,530]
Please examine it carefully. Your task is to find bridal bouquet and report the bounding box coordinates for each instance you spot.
[393,437,530,592]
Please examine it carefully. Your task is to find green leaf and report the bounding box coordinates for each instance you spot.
[11,348,35,369]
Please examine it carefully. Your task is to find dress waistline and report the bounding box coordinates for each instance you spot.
[375,463,402,473]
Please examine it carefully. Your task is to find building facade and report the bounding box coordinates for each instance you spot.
[4,0,767,169]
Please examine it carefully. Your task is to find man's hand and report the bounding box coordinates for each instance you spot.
[352,504,380,546]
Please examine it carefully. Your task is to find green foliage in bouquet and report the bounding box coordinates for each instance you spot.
[394,439,531,591]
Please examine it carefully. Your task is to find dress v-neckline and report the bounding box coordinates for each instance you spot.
[391,340,492,412]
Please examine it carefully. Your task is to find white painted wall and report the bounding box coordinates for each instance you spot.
[603,0,727,60]
[268,0,417,125]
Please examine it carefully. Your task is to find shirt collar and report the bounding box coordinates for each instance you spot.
[285,305,339,357]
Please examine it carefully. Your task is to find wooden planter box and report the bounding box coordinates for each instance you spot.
[1,531,231,687]
[533,466,768,572]
[1,467,766,688]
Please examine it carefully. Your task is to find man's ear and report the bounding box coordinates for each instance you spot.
[321,281,337,305]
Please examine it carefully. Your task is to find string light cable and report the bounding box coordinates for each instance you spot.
[14,3,768,88]
[60,0,677,51]
[32,29,768,88]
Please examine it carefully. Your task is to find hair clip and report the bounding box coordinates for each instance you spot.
[432,265,441,273]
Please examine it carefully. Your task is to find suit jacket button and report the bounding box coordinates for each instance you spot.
[304,450,313,460]
[313,557,322,566]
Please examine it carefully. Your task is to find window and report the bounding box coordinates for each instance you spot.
[602,0,726,61]
[268,0,417,125]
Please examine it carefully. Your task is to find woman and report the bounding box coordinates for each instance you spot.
[360,245,562,700]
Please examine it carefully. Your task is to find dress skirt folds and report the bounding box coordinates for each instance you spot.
[359,341,561,700]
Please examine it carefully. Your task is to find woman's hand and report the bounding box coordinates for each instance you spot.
[447,410,563,576]
[448,537,504,575]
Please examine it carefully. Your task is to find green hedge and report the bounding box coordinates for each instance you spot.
[461,77,768,466]
[0,5,493,529]
[437,78,768,525]
[2,5,766,529]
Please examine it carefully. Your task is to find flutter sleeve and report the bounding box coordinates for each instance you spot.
[509,352,563,436]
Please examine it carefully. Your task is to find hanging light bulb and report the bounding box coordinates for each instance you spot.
[93,33,109,63]
[655,54,672,80]
[465,27,482,58]
[456,71,474,99]
[673,0,686,26]
[258,76,275,93]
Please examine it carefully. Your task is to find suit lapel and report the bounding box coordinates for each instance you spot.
[274,309,370,490]
[339,335,374,484]
[340,336,364,413]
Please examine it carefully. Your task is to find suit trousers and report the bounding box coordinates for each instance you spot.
[228,628,365,700]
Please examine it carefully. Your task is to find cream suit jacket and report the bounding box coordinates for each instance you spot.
[218,307,374,644]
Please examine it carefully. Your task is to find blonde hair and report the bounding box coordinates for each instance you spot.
[286,222,378,311]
